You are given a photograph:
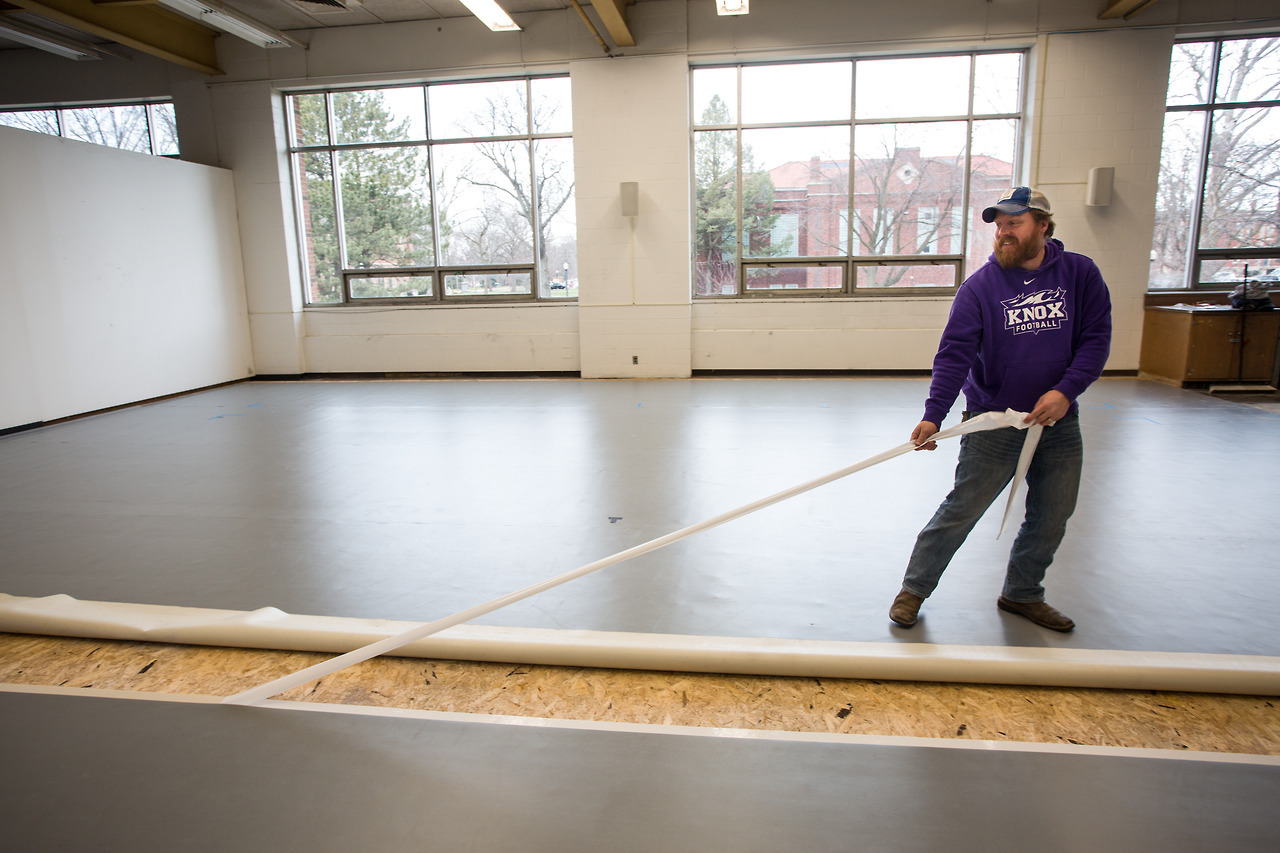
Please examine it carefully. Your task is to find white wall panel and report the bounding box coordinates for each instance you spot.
[0,127,252,429]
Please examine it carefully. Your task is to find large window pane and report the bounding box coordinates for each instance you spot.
[1167,42,1215,106]
[434,141,534,266]
[1149,112,1204,289]
[63,105,150,152]
[856,56,971,119]
[742,62,851,123]
[149,104,179,156]
[973,53,1023,115]
[333,87,426,144]
[743,126,850,258]
[337,147,434,269]
[291,93,329,146]
[692,66,738,126]
[535,138,577,298]
[295,151,341,304]
[694,129,740,295]
[1216,38,1280,104]
[967,119,1018,279]
[530,77,572,134]
[429,79,528,139]
[1201,107,1280,251]
[853,122,967,256]
[0,110,58,134]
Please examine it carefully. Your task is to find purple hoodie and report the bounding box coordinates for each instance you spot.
[922,238,1112,426]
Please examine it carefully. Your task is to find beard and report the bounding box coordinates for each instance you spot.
[994,232,1044,269]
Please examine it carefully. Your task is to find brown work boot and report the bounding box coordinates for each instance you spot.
[997,596,1075,632]
[889,589,924,627]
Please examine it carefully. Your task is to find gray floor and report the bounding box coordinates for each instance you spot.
[1,377,1277,656]
[2,689,1277,853]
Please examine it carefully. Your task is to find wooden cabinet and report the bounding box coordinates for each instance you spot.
[1139,306,1280,385]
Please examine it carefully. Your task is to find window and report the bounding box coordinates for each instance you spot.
[1150,36,1280,289]
[287,76,576,306]
[0,101,179,156]
[691,53,1024,297]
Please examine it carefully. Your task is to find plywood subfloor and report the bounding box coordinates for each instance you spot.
[3,633,1276,756]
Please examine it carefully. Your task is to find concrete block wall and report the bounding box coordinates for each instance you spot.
[692,299,953,371]
[208,82,306,376]
[1033,29,1174,372]
[572,54,693,378]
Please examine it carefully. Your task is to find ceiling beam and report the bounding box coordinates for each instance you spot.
[4,0,221,74]
[589,0,633,48]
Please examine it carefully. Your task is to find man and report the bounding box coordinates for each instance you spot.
[889,187,1112,632]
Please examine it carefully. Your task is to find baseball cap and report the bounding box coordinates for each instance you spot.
[982,187,1051,222]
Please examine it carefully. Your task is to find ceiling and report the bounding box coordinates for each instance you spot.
[0,0,1161,77]
[0,0,644,75]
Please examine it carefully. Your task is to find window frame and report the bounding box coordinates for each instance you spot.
[1153,35,1280,291]
[285,75,576,308]
[690,51,1027,300]
[0,100,178,156]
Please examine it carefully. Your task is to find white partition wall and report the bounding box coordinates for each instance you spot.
[0,126,252,431]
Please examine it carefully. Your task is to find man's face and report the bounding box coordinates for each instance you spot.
[992,212,1047,269]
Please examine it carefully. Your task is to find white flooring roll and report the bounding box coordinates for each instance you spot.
[3,593,1277,696]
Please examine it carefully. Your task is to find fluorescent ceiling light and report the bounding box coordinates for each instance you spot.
[0,18,103,59]
[716,0,749,15]
[458,0,521,32]
[152,0,304,48]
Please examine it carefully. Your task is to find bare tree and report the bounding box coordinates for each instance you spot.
[852,129,965,287]
[63,105,150,152]
[459,86,575,288]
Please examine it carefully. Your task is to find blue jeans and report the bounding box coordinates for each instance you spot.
[902,411,1083,603]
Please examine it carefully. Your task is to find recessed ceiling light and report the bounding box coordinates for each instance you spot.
[459,0,521,32]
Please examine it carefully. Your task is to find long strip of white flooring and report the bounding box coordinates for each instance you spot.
[3,594,1278,695]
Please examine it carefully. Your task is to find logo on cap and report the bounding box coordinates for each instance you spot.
[982,187,1051,223]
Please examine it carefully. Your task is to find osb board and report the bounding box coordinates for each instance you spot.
[1,633,1277,756]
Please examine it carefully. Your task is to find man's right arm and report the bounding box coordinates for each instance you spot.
[919,284,983,438]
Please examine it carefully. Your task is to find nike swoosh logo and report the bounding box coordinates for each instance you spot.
[1023,279,1036,285]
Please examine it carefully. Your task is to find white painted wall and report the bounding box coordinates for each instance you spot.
[1,0,1274,388]
[0,126,253,430]
[573,54,693,378]
[1033,28,1173,372]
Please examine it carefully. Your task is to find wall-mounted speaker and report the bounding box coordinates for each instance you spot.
[620,182,639,217]
[1085,167,1115,207]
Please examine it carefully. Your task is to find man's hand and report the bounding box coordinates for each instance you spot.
[911,420,940,451]
[1025,390,1070,427]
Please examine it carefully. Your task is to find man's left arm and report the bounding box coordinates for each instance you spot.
[1028,260,1113,426]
